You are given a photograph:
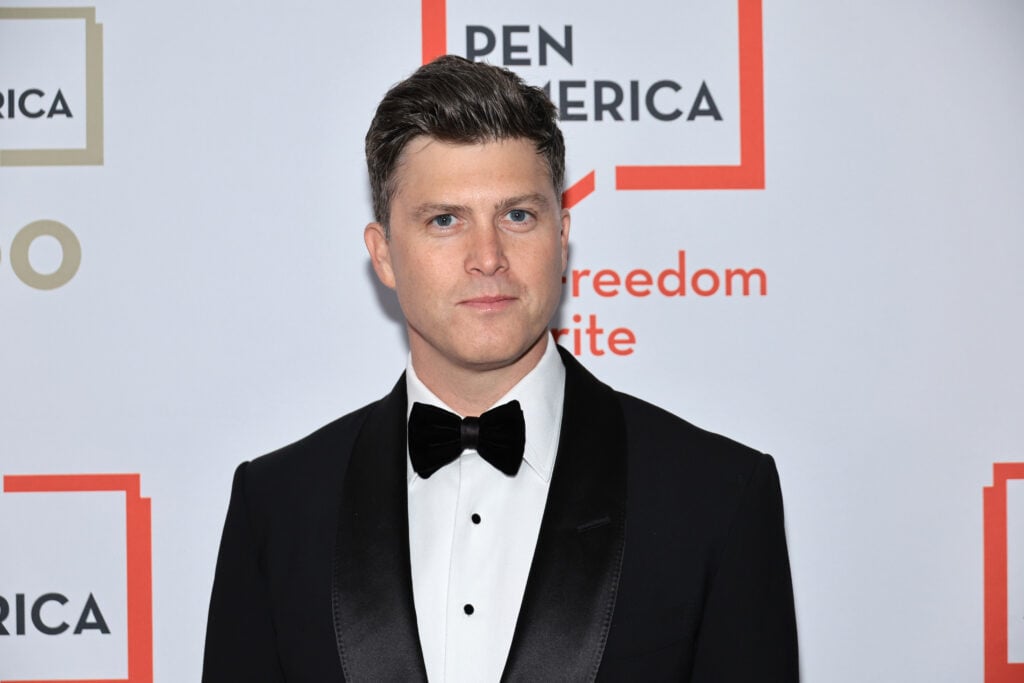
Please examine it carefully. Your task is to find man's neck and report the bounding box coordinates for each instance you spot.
[410,335,549,417]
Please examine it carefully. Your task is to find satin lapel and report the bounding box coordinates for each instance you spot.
[332,377,428,682]
[502,347,628,682]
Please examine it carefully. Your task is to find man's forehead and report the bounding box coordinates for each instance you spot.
[396,134,540,162]
[391,136,554,198]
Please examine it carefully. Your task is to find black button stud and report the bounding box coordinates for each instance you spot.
[471,513,481,524]
[464,604,474,615]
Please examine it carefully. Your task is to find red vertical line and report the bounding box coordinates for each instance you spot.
[126,487,153,682]
[422,0,447,64]
[736,0,764,187]
[984,480,1008,681]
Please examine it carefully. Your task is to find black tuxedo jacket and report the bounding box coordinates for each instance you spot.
[203,348,798,681]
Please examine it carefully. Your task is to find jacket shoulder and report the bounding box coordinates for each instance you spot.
[241,399,380,503]
[614,391,778,526]
[616,392,765,461]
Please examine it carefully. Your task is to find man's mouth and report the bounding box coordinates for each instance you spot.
[460,295,516,310]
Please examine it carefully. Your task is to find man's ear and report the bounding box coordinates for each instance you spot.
[559,209,571,272]
[364,222,396,290]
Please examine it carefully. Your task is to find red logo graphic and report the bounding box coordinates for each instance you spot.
[1,474,152,683]
[984,463,1024,683]
[419,0,765,207]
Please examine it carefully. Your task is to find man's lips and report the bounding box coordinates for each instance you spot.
[459,295,517,309]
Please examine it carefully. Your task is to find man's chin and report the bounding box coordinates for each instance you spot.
[455,335,549,374]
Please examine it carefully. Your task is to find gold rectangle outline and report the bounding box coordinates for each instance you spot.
[0,7,104,166]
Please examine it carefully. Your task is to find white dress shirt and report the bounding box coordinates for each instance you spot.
[406,339,566,682]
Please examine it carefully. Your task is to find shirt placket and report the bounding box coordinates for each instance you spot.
[444,449,496,682]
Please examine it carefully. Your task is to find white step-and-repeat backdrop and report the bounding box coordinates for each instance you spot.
[2,1,1022,681]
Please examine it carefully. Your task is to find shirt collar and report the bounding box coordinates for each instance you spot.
[405,337,566,484]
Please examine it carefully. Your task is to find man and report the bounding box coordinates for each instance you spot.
[203,55,798,682]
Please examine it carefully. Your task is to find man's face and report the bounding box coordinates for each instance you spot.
[365,136,570,380]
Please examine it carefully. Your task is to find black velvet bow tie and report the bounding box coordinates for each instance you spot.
[408,400,526,479]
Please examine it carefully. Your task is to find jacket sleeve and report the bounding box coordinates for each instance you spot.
[689,453,800,683]
[202,462,287,683]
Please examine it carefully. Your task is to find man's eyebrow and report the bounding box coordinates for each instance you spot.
[410,194,552,219]
[496,193,551,212]
[410,202,470,219]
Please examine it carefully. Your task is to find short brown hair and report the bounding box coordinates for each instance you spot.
[365,55,565,231]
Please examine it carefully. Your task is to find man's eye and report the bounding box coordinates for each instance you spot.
[431,214,456,228]
[506,209,530,222]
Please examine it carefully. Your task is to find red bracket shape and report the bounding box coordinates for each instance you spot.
[2,474,153,683]
[984,463,1024,682]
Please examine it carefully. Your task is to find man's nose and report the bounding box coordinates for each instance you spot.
[465,225,509,276]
